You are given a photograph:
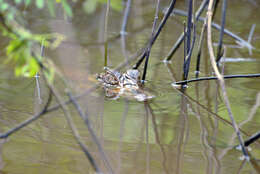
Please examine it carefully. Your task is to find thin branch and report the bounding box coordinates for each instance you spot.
[244,131,260,147]
[171,9,254,51]
[142,0,161,82]
[104,0,111,67]
[195,21,207,77]
[183,0,196,82]
[165,0,209,61]
[133,0,177,69]
[216,0,227,63]
[120,0,131,35]
[173,73,260,85]
[207,0,249,159]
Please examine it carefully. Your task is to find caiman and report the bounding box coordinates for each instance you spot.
[96,67,154,101]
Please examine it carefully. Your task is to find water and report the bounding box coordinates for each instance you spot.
[0,0,260,174]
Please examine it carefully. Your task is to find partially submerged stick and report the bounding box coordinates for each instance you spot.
[142,0,161,82]
[171,9,254,51]
[216,0,227,63]
[207,0,249,159]
[133,0,177,69]
[173,73,260,85]
[165,0,209,61]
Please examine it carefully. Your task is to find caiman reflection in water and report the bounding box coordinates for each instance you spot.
[97,67,154,101]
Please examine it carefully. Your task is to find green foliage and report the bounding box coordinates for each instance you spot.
[0,0,122,83]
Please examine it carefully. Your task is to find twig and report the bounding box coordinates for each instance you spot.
[195,21,207,77]
[173,73,260,85]
[133,0,177,69]
[207,0,249,159]
[244,131,260,147]
[171,9,254,51]
[120,0,132,63]
[68,92,114,174]
[35,41,45,104]
[142,0,161,82]
[104,0,110,67]
[120,0,131,36]
[216,0,227,64]
[183,0,196,82]
[247,24,256,55]
[165,0,209,61]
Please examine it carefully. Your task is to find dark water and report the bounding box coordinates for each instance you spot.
[0,0,260,174]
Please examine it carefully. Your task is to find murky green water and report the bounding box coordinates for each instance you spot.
[0,0,260,174]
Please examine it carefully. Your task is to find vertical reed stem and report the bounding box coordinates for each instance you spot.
[104,0,110,67]
[216,0,227,63]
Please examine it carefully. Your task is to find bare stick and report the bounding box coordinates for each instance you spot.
[68,92,114,174]
[142,0,161,82]
[183,0,196,82]
[244,131,260,147]
[120,0,132,63]
[171,9,254,51]
[120,0,131,36]
[133,0,177,69]
[195,21,207,77]
[216,0,227,63]
[207,0,249,159]
[104,0,110,67]
[173,73,260,85]
[165,0,208,61]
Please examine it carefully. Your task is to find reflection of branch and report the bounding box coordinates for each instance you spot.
[68,92,113,174]
[194,83,221,174]
[116,99,129,174]
[0,89,52,138]
[46,83,102,173]
[145,102,169,174]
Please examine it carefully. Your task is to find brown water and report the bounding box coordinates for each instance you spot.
[0,0,260,174]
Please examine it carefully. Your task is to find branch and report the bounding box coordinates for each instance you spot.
[173,74,260,85]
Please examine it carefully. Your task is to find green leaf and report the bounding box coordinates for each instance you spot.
[36,0,44,9]
[47,0,56,17]
[28,57,39,76]
[61,0,73,17]
[83,0,97,14]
